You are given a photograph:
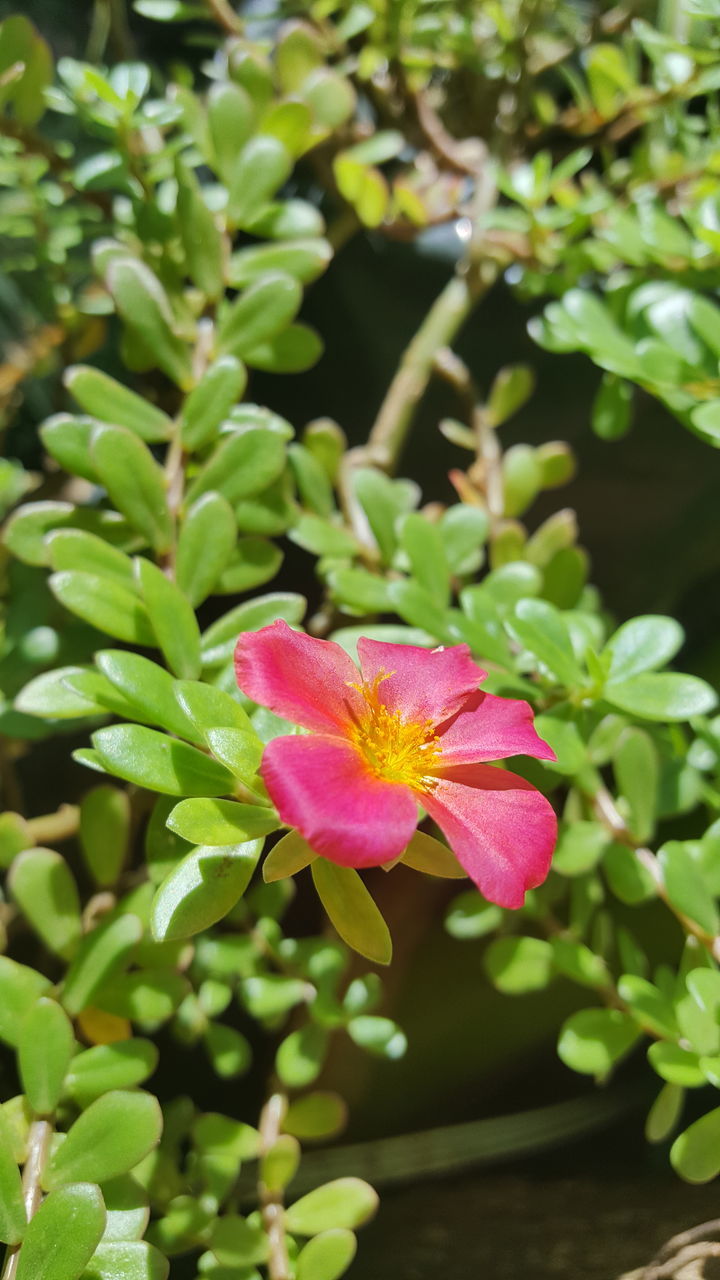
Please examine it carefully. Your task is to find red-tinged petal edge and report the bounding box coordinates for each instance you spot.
[235,620,365,736]
[423,763,557,909]
[261,733,419,868]
[435,690,557,766]
[357,637,486,726]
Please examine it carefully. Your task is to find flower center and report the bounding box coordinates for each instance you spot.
[348,673,441,792]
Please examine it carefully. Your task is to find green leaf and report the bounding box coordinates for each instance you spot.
[215,538,283,594]
[91,726,234,796]
[347,1015,406,1059]
[15,1184,106,1280]
[150,841,263,941]
[218,273,302,359]
[176,158,224,300]
[241,323,323,373]
[511,599,582,686]
[49,573,155,646]
[106,258,192,388]
[241,974,307,1021]
[648,1043,705,1088]
[0,1106,26,1244]
[659,842,720,934]
[179,356,247,451]
[204,1023,252,1078]
[263,831,316,881]
[276,1024,328,1089]
[296,1229,357,1280]
[484,936,553,994]
[603,673,717,721]
[82,1241,169,1280]
[186,429,286,507]
[173,680,253,736]
[46,530,136,590]
[445,892,503,940]
[18,998,74,1115]
[9,849,82,960]
[64,366,171,442]
[284,1092,347,1142]
[207,81,255,176]
[227,135,293,228]
[100,1175,149,1243]
[617,975,677,1038]
[91,426,172,554]
[671,1108,720,1183]
[135,558,202,680]
[80,787,130,888]
[287,443,334,516]
[487,365,535,426]
[604,615,684,682]
[4,501,74,566]
[501,445,542,517]
[15,667,108,721]
[95,971,188,1027]
[204,728,263,782]
[94,651,198,742]
[285,1179,378,1236]
[613,728,658,843]
[65,1041,159,1109]
[400,831,465,879]
[210,1216,267,1267]
[261,1133,301,1193]
[166,798,278,844]
[228,238,331,287]
[62,914,143,1017]
[311,861,392,965]
[557,1008,642,1077]
[397,514,450,605]
[591,374,633,440]
[176,493,237,607]
[0,957,51,1046]
[289,514,358,558]
[646,1083,684,1145]
[44,1092,162,1190]
[200,593,305,666]
[551,939,608,989]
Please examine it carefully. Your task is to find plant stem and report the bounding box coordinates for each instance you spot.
[203,0,243,35]
[366,262,495,472]
[258,1092,290,1280]
[26,804,79,845]
[1,1119,53,1280]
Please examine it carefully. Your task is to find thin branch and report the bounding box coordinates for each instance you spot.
[1,1119,53,1280]
[26,804,80,845]
[203,0,243,36]
[366,263,495,473]
[258,1093,290,1280]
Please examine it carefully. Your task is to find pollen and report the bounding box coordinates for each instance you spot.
[348,672,442,792]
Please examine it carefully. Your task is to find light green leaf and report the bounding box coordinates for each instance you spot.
[0,957,51,1046]
[106,257,192,388]
[604,673,717,721]
[0,1106,26,1244]
[15,1184,106,1280]
[179,356,247,451]
[18,998,74,1115]
[44,1092,162,1190]
[91,726,234,796]
[604,615,684,682]
[557,1008,642,1077]
[285,1179,378,1236]
[484,936,553,994]
[65,1041,159,1109]
[311,861,392,965]
[511,599,583,686]
[135,558,202,680]
[296,1229,357,1280]
[49,573,155,646]
[91,426,172,554]
[671,1107,720,1183]
[9,849,82,960]
[176,493,237,606]
[80,787,130,888]
[150,840,263,940]
[166,798,278,844]
[64,366,171,442]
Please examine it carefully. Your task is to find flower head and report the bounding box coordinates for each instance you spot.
[234,621,558,909]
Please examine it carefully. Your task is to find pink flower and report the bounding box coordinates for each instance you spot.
[234,621,558,909]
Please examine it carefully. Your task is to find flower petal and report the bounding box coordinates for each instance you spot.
[423,764,557,909]
[435,691,557,766]
[357,638,486,726]
[235,620,365,735]
[262,734,419,868]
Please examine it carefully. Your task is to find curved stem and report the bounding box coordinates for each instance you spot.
[366,263,496,473]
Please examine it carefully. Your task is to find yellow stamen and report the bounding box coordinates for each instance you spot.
[348,672,441,792]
